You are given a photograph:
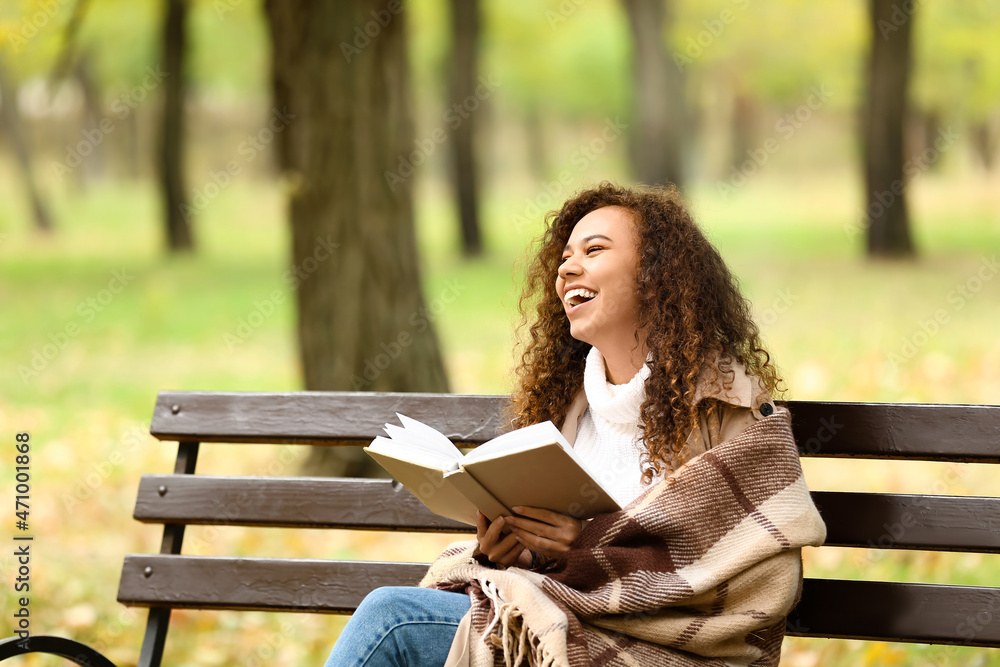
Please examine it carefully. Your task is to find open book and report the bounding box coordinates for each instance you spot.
[364,414,622,526]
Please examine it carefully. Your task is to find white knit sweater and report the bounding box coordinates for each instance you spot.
[573,346,656,508]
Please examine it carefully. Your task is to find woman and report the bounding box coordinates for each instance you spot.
[326,182,825,666]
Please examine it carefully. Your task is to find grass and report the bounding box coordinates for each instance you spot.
[1,163,999,666]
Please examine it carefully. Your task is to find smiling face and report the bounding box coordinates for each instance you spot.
[556,206,646,367]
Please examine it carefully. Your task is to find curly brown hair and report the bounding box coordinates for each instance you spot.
[502,181,783,482]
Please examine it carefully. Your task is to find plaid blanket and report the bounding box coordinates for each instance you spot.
[420,407,827,666]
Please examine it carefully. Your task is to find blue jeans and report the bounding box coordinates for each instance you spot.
[324,586,471,667]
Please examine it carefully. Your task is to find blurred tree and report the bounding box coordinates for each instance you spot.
[971,116,998,171]
[911,2,1000,172]
[448,0,483,257]
[863,0,915,258]
[671,0,863,181]
[49,0,112,187]
[0,58,54,232]
[622,0,685,187]
[160,0,194,251]
[265,0,450,477]
[72,54,106,184]
[479,1,630,180]
[40,0,163,182]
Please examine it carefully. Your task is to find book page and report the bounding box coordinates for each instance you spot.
[463,421,570,461]
[394,413,465,457]
[464,421,603,487]
[366,436,460,472]
[381,423,461,460]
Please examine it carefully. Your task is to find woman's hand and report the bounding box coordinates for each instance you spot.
[504,506,585,560]
[475,511,532,568]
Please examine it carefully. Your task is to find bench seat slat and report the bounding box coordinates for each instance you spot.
[134,476,473,533]
[134,476,1000,553]
[118,556,1000,647]
[151,392,1000,462]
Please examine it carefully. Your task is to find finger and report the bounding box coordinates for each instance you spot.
[482,518,514,555]
[512,506,567,525]
[505,515,558,538]
[507,515,581,545]
[484,515,507,544]
[478,514,509,556]
[510,529,545,553]
[486,531,522,564]
[476,511,488,541]
[495,543,526,568]
[513,530,568,558]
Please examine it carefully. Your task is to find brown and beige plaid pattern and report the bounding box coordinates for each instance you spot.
[420,407,827,666]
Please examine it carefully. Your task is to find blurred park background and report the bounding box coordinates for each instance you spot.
[1,0,999,664]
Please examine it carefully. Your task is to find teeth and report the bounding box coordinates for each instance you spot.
[565,288,597,305]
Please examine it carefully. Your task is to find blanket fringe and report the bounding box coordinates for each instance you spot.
[479,579,561,667]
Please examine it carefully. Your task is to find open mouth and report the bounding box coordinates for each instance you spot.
[564,288,597,312]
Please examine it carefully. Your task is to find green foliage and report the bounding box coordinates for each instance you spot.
[3,0,998,159]
[672,0,864,109]
[481,0,630,118]
[408,0,450,110]
[75,1,161,91]
[0,0,77,76]
[912,0,1000,122]
[187,0,269,97]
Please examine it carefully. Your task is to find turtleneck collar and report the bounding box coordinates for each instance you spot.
[583,345,651,424]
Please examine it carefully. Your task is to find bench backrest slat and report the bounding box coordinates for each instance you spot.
[151,392,1000,461]
[787,401,1000,462]
[151,392,504,445]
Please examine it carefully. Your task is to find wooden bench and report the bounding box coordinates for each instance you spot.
[2,391,999,666]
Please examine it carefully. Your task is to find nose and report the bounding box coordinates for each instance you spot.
[558,252,581,280]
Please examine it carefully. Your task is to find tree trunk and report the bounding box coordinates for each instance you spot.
[448,0,483,257]
[74,54,106,186]
[731,92,756,174]
[0,58,54,233]
[265,0,451,477]
[123,100,145,180]
[622,0,685,187]
[971,117,998,171]
[863,0,915,258]
[523,104,548,181]
[159,0,194,252]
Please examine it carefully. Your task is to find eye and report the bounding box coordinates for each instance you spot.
[586,245,605,254]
